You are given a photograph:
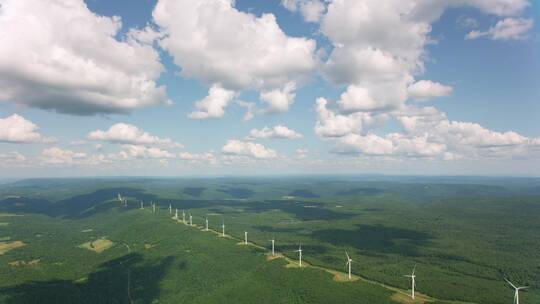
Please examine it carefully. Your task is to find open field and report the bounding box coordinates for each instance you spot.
[0,241,26,255]
[79,238,114,253]
[0,177,538,303]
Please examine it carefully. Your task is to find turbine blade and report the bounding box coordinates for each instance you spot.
[412,265,416,276]
[345,251,350,260]
[505,278,517,289]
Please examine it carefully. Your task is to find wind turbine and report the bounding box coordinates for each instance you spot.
[189,214,193,226]
[222,220,226,237]
[140,201,144,209]
[345,251,353,280]
[205,217,209,231]
[404,266,416,300]
[505,278,528,304]
[169,204,172,214]
[117,193,122,203]
[152,202,156,213]
[174,208,178,220]
[270,238,275,255]
[182,210,186,223]
[295,244,303,267]
[244,231,248,245]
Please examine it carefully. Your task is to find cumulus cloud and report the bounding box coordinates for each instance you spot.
[313,0,535,161]
[396,106,532,149]
[315,98,387,137]
[408,80,453,101]
[0,0,170,115]
[40,147,87,165]
[222,140,278,159]
[179,152,217,164]
[189,85,236,119]
[260,82,297,113]
[335,133,446,157]
[248,125,303,140]
[296,148,309,158]
[236,100,256,122]
[0,114,56,143]
[0,151,27,166]
[319,0,530,113]
[466,18,533,41]
[281,0,326,23]
[118,145,175,159]
[323,100,540,160]
[87,123,182,148]
[153,0,318,117]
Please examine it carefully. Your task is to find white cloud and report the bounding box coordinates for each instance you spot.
[0,0,170,115]
[119,145,175,159]
[336,85,382,112]
[248,125,303,140]
[466,18,533,41]
[408,80,453,101]
[153,0,318,117]
[260,82,297,113]
[281,0,326,23]
[0,151,26,166]
[189,85,236,119]
[222,140,278,159]
[0,114,55,143]
[296,148,309,158]
[236,100,256,122]
[315,98,387,137]
[333,132,447,158]
[179,152,217,164]
[40,147,87,165]
[319,0,530,115]
[313,0,535,162]
[87,123,182,148]
[397,107,531,149]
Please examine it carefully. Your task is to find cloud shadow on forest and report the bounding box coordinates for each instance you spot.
[0,253,174,304]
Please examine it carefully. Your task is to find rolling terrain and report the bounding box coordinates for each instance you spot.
[0,177,538,303]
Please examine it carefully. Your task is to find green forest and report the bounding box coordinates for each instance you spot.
[0,177,538,303]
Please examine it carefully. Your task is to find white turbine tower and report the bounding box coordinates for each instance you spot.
[182,210,186,223]
[189,214,193,226]
[244,231,248,245]
[345,251,353,280]
[404,266,416,300]
[174,208,178,220]
[117,193,122,203]
[169,204,172,214]
[222,221,226,237]
[270,238,275,255]
[152,202,156,213]
[295,244,303,267]
[205,217,209,231]
[140,201,144,209]
[505,278,528,304]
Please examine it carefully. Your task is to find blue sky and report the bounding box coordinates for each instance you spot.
[0,0,538,177]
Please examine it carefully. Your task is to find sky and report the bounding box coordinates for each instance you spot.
[0,0,539,177]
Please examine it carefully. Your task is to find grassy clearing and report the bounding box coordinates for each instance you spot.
[9,259,40,267]
[332,272,359,282]
[0,213,21,217]
[0,241,26,255]
[78,238,114,253]
[391,292,432,304]
[0,222,9,226]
